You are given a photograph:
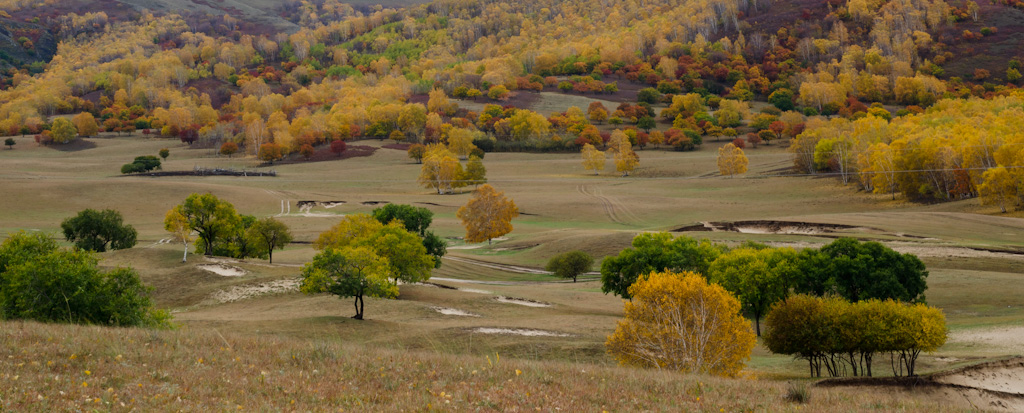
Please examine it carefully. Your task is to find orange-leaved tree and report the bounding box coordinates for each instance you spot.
[606,271,756,377]
[456,184,518,245]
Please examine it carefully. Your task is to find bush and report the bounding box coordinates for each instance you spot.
[637,88,661,104]
[606,271,756,377]
[0,232,169,327]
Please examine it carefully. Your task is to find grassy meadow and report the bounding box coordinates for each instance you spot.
[1,127,1023,409]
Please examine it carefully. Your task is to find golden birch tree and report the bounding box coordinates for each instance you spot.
[456,184,519,244]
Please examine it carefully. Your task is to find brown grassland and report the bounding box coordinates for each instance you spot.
[1,117,1023,409]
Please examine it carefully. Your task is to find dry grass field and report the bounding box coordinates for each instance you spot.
[2,126,1023,409]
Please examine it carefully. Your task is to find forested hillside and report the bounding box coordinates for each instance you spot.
[0,0,1021,205]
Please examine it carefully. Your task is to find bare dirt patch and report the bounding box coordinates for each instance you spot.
[819,357,1024,412]
[431,307,480,317]
[209,278,300,304]
[494,296,551,307]
[197,263,246,277]
[470,327,570,337]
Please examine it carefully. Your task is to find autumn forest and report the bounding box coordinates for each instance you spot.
[1,0,1023,409]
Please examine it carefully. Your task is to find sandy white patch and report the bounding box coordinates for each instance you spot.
[322,202,345,208]
[494,296,551,307]
[432,307,480,317]
[932,357,1024,396]
[459,288,493,294]
[447,245,483,250]
[471,327,569,337]
[210,278,300,304]
[197,263,247,277]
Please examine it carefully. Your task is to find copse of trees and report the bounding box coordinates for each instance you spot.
[0,232,169,327]
[60,208,138,252]
[600,233,726,299]
[166,193,292,262]
[121,155,161,174]
[602,235,930,334]
[763,294,947,378]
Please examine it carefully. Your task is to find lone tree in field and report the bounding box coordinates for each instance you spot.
[60,209,138,252]
[164,209,193,262]
[545,250,593,282]
[330,140,347,157]
[300,246,398,320]
[457,184,519,245]
[606,271,756,377]
[258,142,284,164]
[581,143,605,175]
[167,193,241,256]
[717,143,748,177]
[247,217,292,264]
[4,138,14,149]
[316,214,435,285]
[159,148,170,160]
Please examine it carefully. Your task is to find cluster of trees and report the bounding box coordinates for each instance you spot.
[0,232,168,327]
[602,234,929,335]
[791,92,1024,207]
[164,193,292,263]
[579,130,639,176]
[121,155,162,174]
[763,295,947,377]
[416,143,486,194]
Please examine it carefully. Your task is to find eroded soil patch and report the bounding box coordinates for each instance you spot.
[494,296,551,307]
[470,327,570,337]
[197,263,246,277]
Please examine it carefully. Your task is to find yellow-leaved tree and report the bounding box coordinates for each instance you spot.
[580,143,605,175]
[606,271,756,377]
[456,184,519,245]
[72,112,99,137]
[418,144,464,194]
[607,130,637,176]
[717,143,748,177]
[978,166,1018,213]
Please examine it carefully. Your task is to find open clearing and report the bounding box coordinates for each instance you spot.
[1,132,1023,401]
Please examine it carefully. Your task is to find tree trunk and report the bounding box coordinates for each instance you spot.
[182,241,189,262]
[352,295,363,320]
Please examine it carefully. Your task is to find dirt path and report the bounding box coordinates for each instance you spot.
[577,184,640,225]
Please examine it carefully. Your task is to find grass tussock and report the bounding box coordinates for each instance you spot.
[785,381,811,404]
[0,321,953,411]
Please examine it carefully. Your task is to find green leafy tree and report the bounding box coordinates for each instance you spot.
[4,138,14,149]
[167,193,241,256]
[300,246,398,320]
[768,89,795,111]
[371,204,446,268]
[545,250,593,282]
[637,88,661,104]
[0,232,168,327]
[708,247,800,336]
[60,209,138,252]
[601,233,725,299]
[248,217,292,264]
[636,116,655,132]
[799,238,928,303]
[217,215,268,259]
[319,214,436,283]
[372,204,433,235]
[159,148,170,160]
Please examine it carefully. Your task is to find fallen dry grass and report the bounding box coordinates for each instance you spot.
[0,320,958,412]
